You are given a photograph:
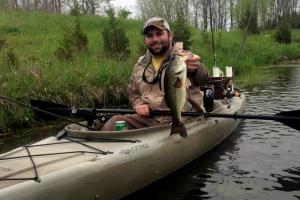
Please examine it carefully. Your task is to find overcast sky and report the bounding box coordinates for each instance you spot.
[112,0,137,17]
[112,0,136,8]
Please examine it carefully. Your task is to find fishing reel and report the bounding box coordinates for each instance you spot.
[203,87,214,112]
[72,107,108,126]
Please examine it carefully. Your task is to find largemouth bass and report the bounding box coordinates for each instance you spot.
[164,55,188,137]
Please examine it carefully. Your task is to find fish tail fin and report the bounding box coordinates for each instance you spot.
[170,123,187,138]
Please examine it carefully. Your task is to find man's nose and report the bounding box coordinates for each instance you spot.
[151,34,160,42]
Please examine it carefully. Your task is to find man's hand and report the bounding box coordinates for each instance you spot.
[135,104,151,117]
[186,54,200,73]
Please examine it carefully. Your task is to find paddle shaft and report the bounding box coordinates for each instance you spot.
[78,108,300,122]
[2,97,300,130]
[0,96,97,130]
[29,99,300,122]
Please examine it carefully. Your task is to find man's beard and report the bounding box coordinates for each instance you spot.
[147,40,170,56]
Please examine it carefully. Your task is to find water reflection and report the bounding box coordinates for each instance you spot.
[0,124,63,153]
[271,167,300,192]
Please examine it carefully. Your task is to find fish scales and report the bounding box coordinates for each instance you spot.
[164,55,188,137]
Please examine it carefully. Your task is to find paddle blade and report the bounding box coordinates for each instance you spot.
[29,100,72,120]
[275,110,300,131]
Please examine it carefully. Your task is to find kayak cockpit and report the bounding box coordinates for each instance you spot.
[63,100,228,140]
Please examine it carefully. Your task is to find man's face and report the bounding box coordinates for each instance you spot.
[144,26,173,56]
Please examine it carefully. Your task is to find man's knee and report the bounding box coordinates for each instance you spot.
[109,115,127,123]
[101,115,126,131]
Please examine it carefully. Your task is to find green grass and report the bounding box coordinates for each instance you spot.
[0,10,300,132]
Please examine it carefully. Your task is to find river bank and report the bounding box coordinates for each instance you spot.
[0,11,300,133]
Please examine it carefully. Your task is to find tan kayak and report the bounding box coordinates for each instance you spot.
[0,94,245,200]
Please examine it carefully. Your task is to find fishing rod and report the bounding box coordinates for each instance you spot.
[208,0,257,76]
[29,100,300,131]
[0,95,97,131]
[208,0,217,67]
[232,0,258,74]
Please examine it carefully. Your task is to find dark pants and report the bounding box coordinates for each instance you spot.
[101,114,162,131]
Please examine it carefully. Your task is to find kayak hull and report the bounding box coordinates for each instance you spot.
[0,95,245,200]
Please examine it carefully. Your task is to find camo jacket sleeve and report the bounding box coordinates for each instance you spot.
[127,62,144,110]
[187,61,208,86]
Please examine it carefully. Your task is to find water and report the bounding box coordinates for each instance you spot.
[0,123,65,153]
[124,65,300,200]
[1,65,300,200]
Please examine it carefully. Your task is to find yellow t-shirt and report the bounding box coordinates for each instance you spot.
[152,56,165,71]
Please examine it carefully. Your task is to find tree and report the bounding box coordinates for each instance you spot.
[275,18,292,44]
[136,0,182,22]
[70,0,81,15]
[118,8,131,19]
[55,27,76,60]
[237,0,260,34]
[55,10,88,60]
[73,14,88,52]
[102,6,130,60]
[173,9,192,50]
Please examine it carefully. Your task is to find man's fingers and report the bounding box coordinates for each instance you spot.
[135,104,150,117]
[186,54,201,72]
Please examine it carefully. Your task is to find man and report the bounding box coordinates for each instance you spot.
[101,17,208,131]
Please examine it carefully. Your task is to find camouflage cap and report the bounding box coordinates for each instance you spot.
[143,17,171,34]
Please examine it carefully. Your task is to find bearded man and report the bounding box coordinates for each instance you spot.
[101,17,208,132]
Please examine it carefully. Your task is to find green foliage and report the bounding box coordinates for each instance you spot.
[0,0,9,10]
[235,0,259,34]
[70,0,81,16]
[0,37,7,49]
[137,37,147,56]
[55,15,88,60]
[239,6,259,34]
[55,27,76,60]
[73,16,88,52]
[275,18,292,44]
[5,48,19,68]
[290,12,300,29]
[172,10,191,50]
[118,8,131,19]
[102,6,130,60]
[201,30,209,44]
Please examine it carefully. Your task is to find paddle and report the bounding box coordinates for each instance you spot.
[0,96,97,130]
[29,100,300,131]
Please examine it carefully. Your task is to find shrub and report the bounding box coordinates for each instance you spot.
[73,16,88,52]
[137,38,147,56]
[173,10,191,50]
[102,6,130,60]
[55,27,75,60]
[70,0,81,16]
[118,8,131,19]
[239,4,260,34]
[275,18,291,44]
[55,15,88,60]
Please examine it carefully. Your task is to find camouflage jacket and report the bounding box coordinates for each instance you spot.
[127,43,208,123]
